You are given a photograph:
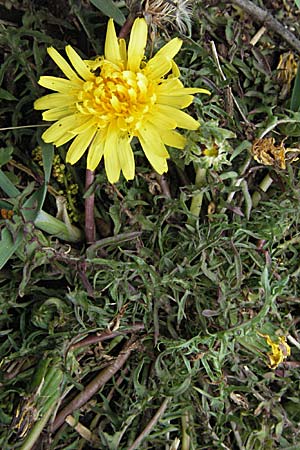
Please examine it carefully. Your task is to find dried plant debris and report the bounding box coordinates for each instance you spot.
[126,0,193,34]
[1,0,300,449]
[251,137,287,169]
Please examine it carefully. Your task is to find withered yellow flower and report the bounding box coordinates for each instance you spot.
[35,18,209,183]
[251,138,286,169]
[259,333,291,369]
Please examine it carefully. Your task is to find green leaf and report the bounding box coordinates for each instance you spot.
[90,0,126,25]
[290,63,300,111]
[0,87,17,101]
[34,210,82,242]
[0,147,14,167]
[0,228,23,270]
[0,169,20,197]
[22,143,53,222]
[41,142,54,185]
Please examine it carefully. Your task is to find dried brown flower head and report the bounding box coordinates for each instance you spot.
[126,0,193,35]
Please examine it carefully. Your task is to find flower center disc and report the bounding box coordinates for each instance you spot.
[76,64,157,135]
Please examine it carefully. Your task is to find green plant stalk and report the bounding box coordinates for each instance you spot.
[182,411,191,450]
[19,399,57,450]
[252,173,273,208]
[40,367,63,404]
[85,169,95,243]
[290,62,300,111]
[30,358,51,392]
[189,167,207,220]
[19,363,63,449]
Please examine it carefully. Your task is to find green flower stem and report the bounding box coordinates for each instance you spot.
[182,411,191,450]
[20,400,57,450]
[189,167,207,220]
[20,362,63,450]
[252,173,273,208]
[85,169,95,244]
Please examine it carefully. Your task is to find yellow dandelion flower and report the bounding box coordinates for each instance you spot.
[34,18,210,183]
[258,333,291,369]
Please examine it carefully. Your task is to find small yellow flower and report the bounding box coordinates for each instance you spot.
[35,18,209,183]
[258,333,291,369]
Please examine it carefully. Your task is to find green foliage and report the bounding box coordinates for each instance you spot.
[1,0,300,449]
[290,63,300,111]
[90,0,126,25]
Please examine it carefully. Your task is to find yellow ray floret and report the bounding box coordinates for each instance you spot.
[258,333,291,369]
[34,18,210,183]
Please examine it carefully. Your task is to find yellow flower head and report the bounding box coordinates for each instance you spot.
[259,333,291,369]
[34,18,210,183]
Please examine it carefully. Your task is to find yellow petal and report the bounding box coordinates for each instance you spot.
[156,105,200,130]
[70,117,97,134]
[87,130,105,170]
[144,39,182,80]
[66,126,96,165]
[55,132,75,147]
[104,124,121,183]
[47,47,80,80]
[138,124,169,158]
[119,38,127,65]
[118,135,135,180]
[38,76,81,93]
[157,78,184,93]
[34,93,77,110]
[105,19,122,65]
[65,45,94,80]
[160,130,186,149]
[155,38,182,60]
[41,114,85,143]
[157,94,194,109]
[171,60,180,77]
[137,123,169,174]
[158,84,210,96]
[127,18,147,72]
[191,88,211,95]
[139,138,169,174]
[42,105,76,121]
[158,77,210,96]
[84,57,102,71]
[144,56,172,80]
[148,108,177,130]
